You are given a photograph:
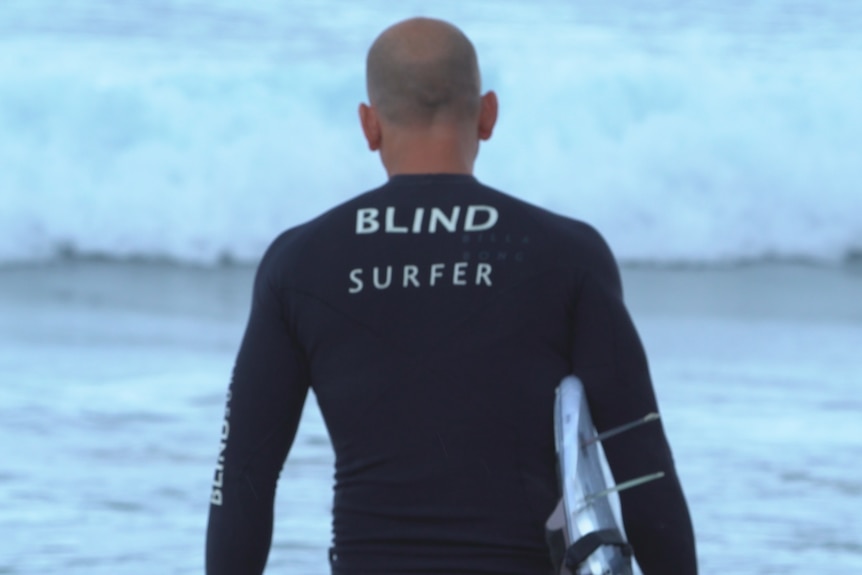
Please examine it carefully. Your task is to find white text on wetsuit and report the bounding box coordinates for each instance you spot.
[349,262,493,293]
[210,388,231,506]
[355,205,498,234]
[350,205,499,294]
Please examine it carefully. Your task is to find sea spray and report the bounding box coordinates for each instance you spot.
[1,1,860,264]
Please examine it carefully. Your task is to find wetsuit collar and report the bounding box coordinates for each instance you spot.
[388,173,478,185]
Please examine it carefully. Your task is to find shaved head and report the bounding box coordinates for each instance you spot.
[366,18,481,126]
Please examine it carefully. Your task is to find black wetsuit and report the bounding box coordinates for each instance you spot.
[205,174,697,575]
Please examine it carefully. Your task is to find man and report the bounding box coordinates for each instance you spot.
[206,17,697,575]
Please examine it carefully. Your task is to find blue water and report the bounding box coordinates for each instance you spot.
[1,3,862,573]
[1,0,861,264]
[1,261,861,574]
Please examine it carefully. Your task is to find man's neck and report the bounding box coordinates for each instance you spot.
[380,126,478,177]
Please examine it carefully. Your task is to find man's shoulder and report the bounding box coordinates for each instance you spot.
[261,185,386,259]
[475,182,621,290]
[477,181,613,254]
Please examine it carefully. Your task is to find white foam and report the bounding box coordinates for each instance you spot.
[1,1,860,265]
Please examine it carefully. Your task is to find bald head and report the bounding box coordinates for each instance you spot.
[366,18,481,126]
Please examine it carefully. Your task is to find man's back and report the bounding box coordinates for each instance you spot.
[281,174,592,572]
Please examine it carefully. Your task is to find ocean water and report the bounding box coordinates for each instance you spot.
[2,2,862,574]
[1,0,861,265]
[1,261,861,574]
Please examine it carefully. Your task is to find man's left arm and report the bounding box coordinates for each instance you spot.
[205,257,310,575]
[569,235,697,575]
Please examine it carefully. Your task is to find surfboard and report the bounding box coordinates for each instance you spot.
[546,375,634,575]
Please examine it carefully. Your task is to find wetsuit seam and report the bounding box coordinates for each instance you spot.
[229,416,292,485]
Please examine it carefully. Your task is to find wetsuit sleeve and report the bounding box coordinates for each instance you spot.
[570,244,698,575]
[205,252,310,575]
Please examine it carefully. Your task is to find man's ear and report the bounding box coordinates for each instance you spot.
[359,103,382,151]
[478,91,498,141]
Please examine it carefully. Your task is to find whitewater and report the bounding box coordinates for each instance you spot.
[1,0,860,265]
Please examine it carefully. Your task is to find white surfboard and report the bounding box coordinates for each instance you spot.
[547,375,640,575]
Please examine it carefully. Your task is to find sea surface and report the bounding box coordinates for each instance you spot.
[1,261,861,574]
